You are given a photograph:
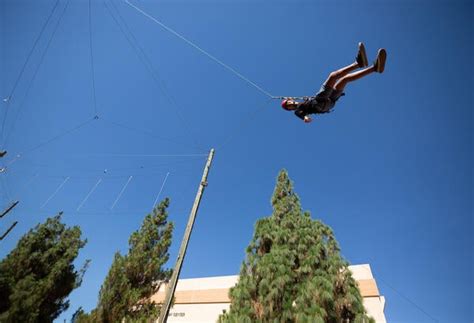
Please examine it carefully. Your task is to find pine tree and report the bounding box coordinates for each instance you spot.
[71,307,94,323]
[93,253,129,322]
[0,213,89,323]
[84,198,174,322]
[220,170,374,323]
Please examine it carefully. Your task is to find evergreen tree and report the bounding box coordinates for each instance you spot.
[83,198,174,322]
[71,307,89,323]
[0,213,89,323]
[220,170,374,323]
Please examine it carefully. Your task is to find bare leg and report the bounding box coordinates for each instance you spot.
[323,62,360,88]
[285,62,360,109]
[334,66,376,91]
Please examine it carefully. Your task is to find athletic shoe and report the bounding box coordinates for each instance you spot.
[374,48,387,73]
[0,151,6,158]
[356,42,369,67]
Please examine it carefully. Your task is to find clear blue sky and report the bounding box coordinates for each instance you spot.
[1,0,472,322]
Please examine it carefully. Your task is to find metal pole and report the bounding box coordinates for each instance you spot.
[0,202,19,241]
[0,200,19,218]
[0,221,18,241]
[158,148,215,323]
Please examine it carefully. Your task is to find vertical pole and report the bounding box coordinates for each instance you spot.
[158,148,215,323]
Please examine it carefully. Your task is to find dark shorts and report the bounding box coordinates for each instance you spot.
[294,85,344,120]
[314,84,344,112]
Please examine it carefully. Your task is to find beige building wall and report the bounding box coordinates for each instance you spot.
[152,264,386,323]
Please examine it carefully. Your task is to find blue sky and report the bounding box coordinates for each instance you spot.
[1,0,472,322]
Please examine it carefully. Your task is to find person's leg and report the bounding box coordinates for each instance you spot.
[334,48,386,91]
[323,62,360,88]
[334,66,375,91]
[323,42,368,88]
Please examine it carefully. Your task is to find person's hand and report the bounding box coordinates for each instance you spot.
[304,115,313,123]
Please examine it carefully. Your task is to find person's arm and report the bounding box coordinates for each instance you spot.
[294,108,306,120]
[294,103,313,123]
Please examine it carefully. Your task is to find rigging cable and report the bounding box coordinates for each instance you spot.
[104,0,202,150]
[23,117,96,156]
[40,176,70,208]
[152,171,169,208]
[110,175,133,210]
[15,157,204,174]
[376,273,439,322]
[88,0,99,117]
[2,0,72,150]
[124,0,275,99]
[216,98,272,151]
[349,257,440,323]
[1,0,61,141]
[5,117,96,169]
[77,177,102,211]
[3,172,39,201]
[22,173,40,188]
[122,0,282,151]
[100,116,198,149]
[85,153,207,157]
[0,176,12,202]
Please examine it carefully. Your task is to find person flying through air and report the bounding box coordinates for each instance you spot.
[281,43,387,123]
